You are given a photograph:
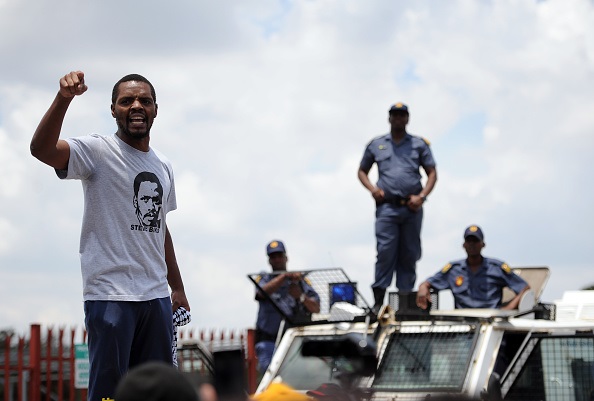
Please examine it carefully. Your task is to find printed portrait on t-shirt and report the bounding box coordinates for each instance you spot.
[133,172,163,228]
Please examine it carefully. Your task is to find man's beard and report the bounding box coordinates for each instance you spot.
[117,120,151,139]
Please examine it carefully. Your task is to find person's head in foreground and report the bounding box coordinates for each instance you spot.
[115,361,199,401]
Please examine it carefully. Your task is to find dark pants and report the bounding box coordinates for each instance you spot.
[373,203,423,291]
[84,298,173,401]
[255,341,276,373]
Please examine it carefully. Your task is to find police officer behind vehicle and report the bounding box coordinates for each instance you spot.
[416,225,530,310]
[358,103,437,313]
[254,240,321,373]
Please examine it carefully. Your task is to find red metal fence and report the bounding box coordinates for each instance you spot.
[1,324,257,401]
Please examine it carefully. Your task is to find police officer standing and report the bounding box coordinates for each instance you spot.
[416,225,530,310]
[358,103,437,313]
[254,240,320,373]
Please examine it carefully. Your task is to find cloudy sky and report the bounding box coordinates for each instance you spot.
[1,0,593,335]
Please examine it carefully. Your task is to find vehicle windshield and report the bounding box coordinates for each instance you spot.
[274,335,364,390]
[372,324,479,392]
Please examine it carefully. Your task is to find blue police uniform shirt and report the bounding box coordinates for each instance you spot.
[427,257,528,309]
[360,133,436,199]
[255,273,320,337]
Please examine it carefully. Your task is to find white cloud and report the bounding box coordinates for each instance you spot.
[1,0,593,334]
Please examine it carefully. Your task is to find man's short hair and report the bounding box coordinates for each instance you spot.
[112,73,157,105]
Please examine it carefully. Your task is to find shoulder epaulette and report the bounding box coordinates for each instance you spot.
[441,263,453,273]
[255,275,263,284]
[304,277,313,286]
[422,137,431,146]
[500,263,512,274]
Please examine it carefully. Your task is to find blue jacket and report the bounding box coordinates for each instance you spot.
[255,273,320,337]
[427,257,528,309]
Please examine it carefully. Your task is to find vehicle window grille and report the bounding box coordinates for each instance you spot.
[248,268,371,325]
[372,325,478,392]
[503,335,594,401]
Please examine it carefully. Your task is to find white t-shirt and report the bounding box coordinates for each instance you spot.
[57,133,176,301]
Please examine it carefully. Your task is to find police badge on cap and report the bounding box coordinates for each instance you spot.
[266,240,287,255]
[464,225,484,241]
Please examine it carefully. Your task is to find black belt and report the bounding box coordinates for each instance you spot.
[378,195,410,206]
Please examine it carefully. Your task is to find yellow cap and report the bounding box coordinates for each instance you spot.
[251,382,311,401]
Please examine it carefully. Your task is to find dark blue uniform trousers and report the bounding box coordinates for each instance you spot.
[84,298,173,401]
[373,204,423,291]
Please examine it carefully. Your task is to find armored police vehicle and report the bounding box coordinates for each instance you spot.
[251,267,594,401]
